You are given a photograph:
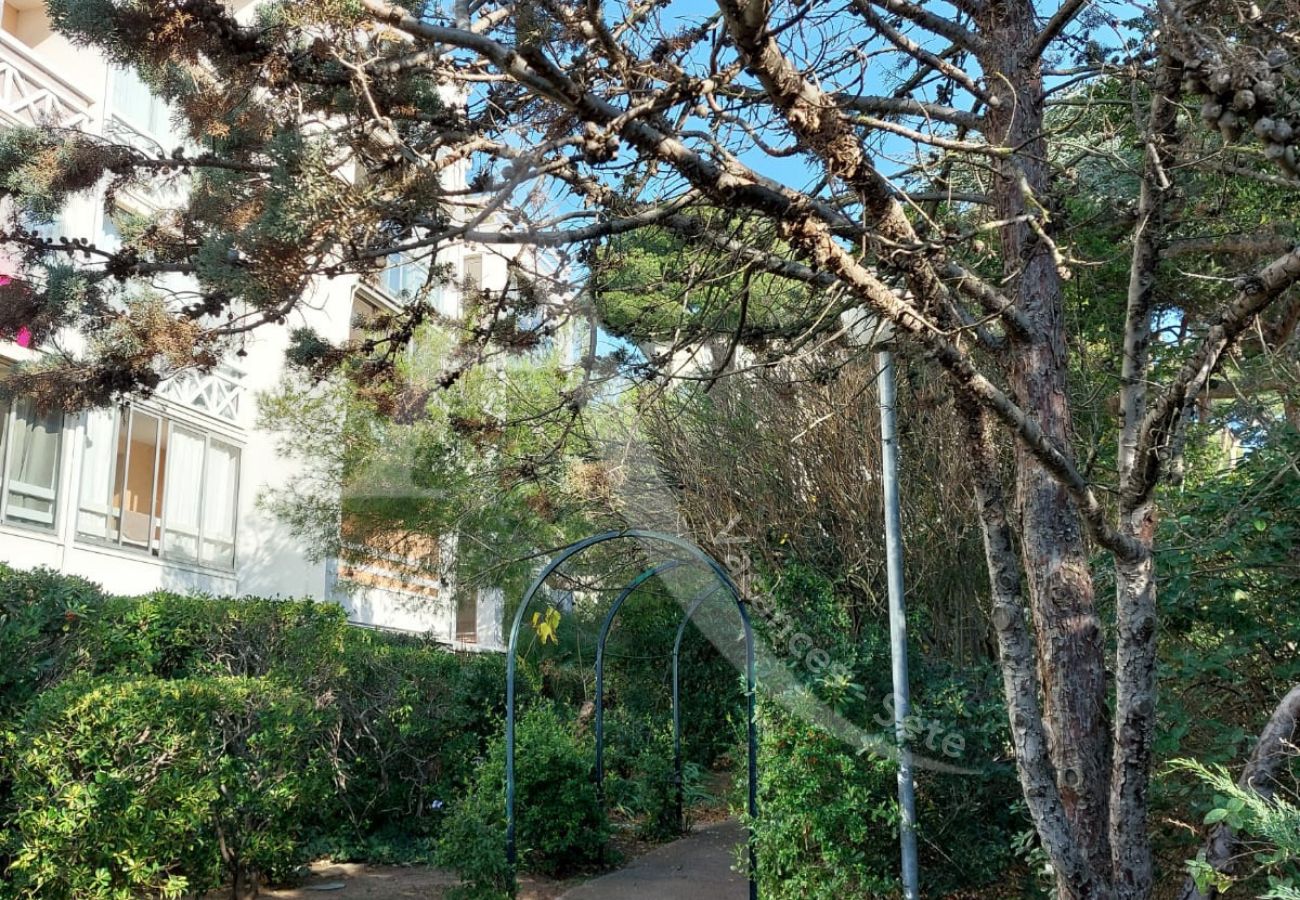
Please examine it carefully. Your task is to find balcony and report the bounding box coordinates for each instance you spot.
[362,253,454,317]
[0,30,92,130]
[158,363,246,424]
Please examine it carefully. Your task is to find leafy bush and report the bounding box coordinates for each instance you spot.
[438,704,608,895]
[1,676,336,900]
[435,786,517,900]
[748,705,901,897]
[732,562,1022,897]
[602,713,694,841]
[0,565,103,722]
[0,565,519,895]
[1152,432,1300,864]
[747,695,1020,898]
[72,592,351,685]
[324,637,510,841]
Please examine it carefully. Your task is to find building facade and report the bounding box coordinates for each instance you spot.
[0,0,511,649]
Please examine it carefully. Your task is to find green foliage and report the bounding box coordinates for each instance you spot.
[748,704,900,898]
[603,716,698,841]
[1,676,335,899]
[259,325,606,608]
[740,564,1022,896]
[439,704,608,893]
[747,689,1020,898]
[435,786,516,900]
[1154,430,1300,835]
[324,637,512,839]
[0,565,516,896]
[592,216,824,347]
[1175,760,1300,899]
[0,565,103,722]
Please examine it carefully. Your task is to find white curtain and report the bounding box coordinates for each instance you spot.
[111,67,172,142]
[5,398,62,526]
[478,588,504,648]
[77,408,116,537]
[163,425,204,560]
[200,440,238,567]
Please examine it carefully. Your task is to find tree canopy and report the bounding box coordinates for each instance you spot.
[3,0,1300,897]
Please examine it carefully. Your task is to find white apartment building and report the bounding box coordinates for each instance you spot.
[0,0,519,649]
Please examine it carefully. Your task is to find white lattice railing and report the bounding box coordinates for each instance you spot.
[0,33,92,129]
[159,363,245,422]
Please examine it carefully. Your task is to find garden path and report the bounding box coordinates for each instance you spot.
[557,819,748,899]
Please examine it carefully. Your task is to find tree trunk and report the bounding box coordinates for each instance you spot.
[977,3,1113,893]
[1111,60,1180,900]
[962,402,1109,898]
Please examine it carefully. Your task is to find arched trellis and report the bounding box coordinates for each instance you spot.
[592,561,726,812]
[506,530,758,900]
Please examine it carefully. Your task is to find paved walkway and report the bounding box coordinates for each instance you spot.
[559,820,748,899]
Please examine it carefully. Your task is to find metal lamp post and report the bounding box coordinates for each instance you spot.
[844,309,919,899]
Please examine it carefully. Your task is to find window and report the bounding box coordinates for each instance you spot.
[78,407,240,567]
[456,592,478,643]
[376,256,451,315]
[382,254,430,299]
[0,396,64,529]
[109,67,176,145]
[350,295,382,342]
[463,254,483,291]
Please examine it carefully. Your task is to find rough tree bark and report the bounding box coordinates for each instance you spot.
[962,401,1106,897]
[1111,58,1182,900]
[975,2,1113,892]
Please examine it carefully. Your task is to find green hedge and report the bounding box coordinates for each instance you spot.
[0,564,521,897]
[437,704,610,897]
[2,676,335,899]
[738,564,1024,896]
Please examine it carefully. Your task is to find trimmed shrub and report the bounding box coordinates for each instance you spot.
[438,704,609,895]
[1,676,337,900]
[71,592,351,685]
[0,565,523,895]
[0,565,104,722]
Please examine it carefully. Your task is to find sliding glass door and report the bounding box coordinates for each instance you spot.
[77,407,240,567]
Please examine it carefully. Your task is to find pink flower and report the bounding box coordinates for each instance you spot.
[15,325,31,348]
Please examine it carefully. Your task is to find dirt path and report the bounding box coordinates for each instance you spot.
[246,861,573,899]
[557,820,747,900]
[233,818,743,899]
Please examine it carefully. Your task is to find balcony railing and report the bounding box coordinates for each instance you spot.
[158,363,246,423]
[0,32,92,129]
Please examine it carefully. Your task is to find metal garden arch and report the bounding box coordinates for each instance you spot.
[505,530,759,899]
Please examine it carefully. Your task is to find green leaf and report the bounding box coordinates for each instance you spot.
[1204,807,1230,825]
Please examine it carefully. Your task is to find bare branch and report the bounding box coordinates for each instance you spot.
[1028,0,1091,64]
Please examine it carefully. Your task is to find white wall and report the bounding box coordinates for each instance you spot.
[0,16,518,648]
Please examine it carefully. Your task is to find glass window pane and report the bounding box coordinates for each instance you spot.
[162,425,204,561]
[111,67,173,144]
[77,408,117,539]
[464,254,483,290]
[456,592,478,643]
[119,410,159,548]
[200,440,238,567]
[351,296,380,342]
[5,397,62,528]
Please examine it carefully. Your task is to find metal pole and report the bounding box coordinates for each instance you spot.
[672,587,720,834]
[742,599,758,900]
[595,560,689,793]
[878,348,919,899]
